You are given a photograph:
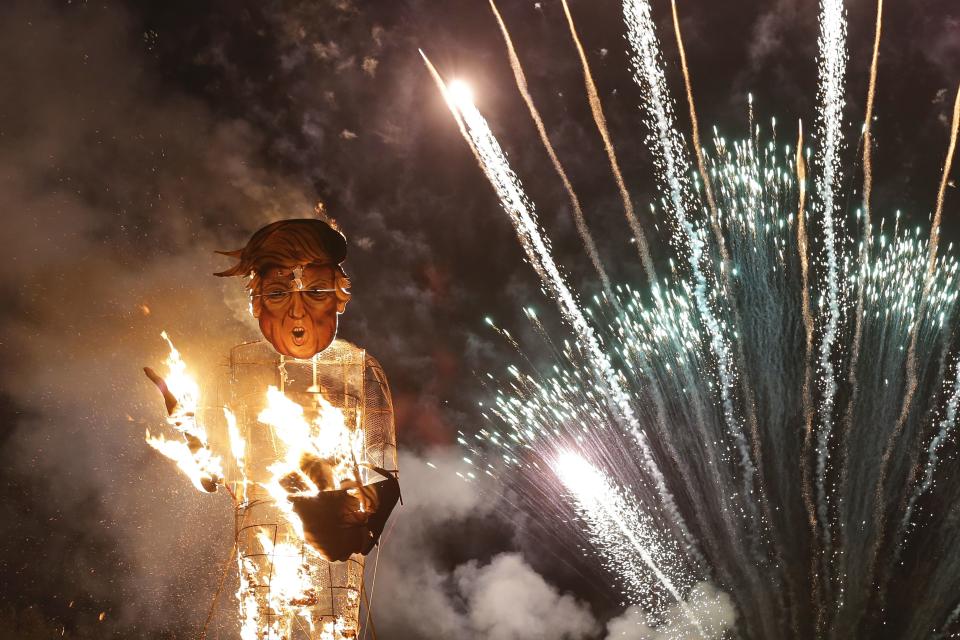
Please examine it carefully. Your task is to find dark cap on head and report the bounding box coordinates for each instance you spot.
[214,218,347,278]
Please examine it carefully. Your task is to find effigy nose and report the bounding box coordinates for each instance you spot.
[288,291,306,318]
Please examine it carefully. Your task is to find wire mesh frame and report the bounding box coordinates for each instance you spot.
[234,501,366,638]
[225,339,396,639]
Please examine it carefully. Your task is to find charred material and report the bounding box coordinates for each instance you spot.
[290,469,401,562]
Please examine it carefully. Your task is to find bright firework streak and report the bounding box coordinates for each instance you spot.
[555,451,707,637]
[812,0,849,592]
[431,0,960,636]
[621,0,761,540]
[439,75,706,570]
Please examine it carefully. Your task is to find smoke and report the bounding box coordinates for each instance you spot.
[745,0,807,69]
[4,0,958,637]
[603,582,736,639]
[369,450,599,640]
[0,1,533,633]
[0,0,312,634]
[456,553,599,640]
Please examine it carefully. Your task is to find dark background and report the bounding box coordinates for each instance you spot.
[1,0,958,637]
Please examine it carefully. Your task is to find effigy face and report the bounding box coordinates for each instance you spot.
[213,218,352,360]
[253,264,343,359]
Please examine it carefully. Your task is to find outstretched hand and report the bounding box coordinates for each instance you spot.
[143,366,180,416]
[141,365,220,493]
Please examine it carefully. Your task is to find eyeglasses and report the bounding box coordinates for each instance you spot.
[252,288,338,307]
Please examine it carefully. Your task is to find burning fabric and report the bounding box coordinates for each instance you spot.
[289,468,401,562]
[256,383,401,562]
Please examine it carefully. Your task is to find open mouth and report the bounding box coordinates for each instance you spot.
[291,326,306,345]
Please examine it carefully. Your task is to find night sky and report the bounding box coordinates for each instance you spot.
[2,0,960,638]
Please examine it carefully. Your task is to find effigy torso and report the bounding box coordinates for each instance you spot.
[222,338,397,640]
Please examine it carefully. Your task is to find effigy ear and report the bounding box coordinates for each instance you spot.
[335,272,352,313]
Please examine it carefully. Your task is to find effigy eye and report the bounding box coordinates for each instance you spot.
[265,291,290,304]
[306,290,332,302]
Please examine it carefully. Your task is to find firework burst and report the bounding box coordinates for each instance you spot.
[426,1,960,637]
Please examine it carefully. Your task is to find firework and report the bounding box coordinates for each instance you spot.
[426,1,960,636]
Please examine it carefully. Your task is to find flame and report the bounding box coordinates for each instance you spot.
[145,430,224,493]
[159,331,200,414]
[235,531,357,640]
[144,332,222,492]
[225,406,246,469]
[232,384,366,639]
[224,407,247,502]
[257,385,367,536]
[145,336,367,638]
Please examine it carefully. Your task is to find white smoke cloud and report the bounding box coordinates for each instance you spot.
[604,581,737,640]
[368,450,597,640]
[456,553,598,640]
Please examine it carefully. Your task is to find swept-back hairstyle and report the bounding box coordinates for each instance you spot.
[215,218,351,299]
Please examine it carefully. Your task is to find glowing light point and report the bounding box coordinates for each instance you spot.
[447,80,475,109]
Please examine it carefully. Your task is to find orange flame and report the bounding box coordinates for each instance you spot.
[144,332,223,493]
[258,385,366,535]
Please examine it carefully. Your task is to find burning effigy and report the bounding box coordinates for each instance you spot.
[142,219,399,639]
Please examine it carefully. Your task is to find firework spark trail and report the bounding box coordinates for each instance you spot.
[795,118,826,638]
[470,120,960,637]
[895,360,960,560]
[796,124,815,453]
[622,0,765,550]
[811,1,849,594]
[927,86,960,277]
[621,6,792,636]
[559,0,657,285]
[836,1,883,618]
[610,286,740,589]
[668,7,789,613]
[488,0,612,294]
[556,452,708,637]
[844,0,884,408]
[860,0,883,233]
[622,0,747,488]
[669,0,721,247]
[810,0,851,625]
[869,84,960,600]
[419,50,482,166]
[429,3,960,635]
[796,123,816,474]
[429,70,708,570]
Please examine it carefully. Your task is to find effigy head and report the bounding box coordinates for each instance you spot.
[215,218,351,359]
